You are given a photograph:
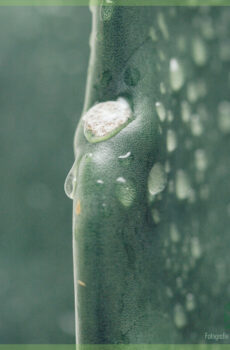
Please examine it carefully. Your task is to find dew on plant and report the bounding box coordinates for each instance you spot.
[191,237,202,259]
[194,149,208,172]
[96,179,104,184]
[167,129,177,152]
[83,97,132,143]
[148,163,167,197]
[165,160,171,174]
[160,82,166,94]
[65,163,77,200]
[175,170,192,200]
[167,111,174,122]
[170,223,180,242]
[168,180,174,193]
[169,58,184,91]
[116,177,136,208]
[186,293,196,312]
[217,101,230,134]
[192,36,208,66]
[174,304,187,329]
[187,82,199,103]
[155,101,166,122]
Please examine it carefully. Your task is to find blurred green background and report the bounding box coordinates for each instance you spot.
[0,6,90,343]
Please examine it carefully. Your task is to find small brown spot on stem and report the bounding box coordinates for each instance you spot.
[76,200,81,215]
[78,280,86,287]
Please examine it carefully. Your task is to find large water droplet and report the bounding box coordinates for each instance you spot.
[174,304,187,329]
[148,163,167,197]
[116,177,136,208]
[155,102,166,122]
[64,163,77,200]
[83,97,132,143]
[169,58,184,91]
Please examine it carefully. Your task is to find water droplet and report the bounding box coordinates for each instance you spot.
[155,102,166,122]
[170,223,180,242]
[194,149,208,172]
[167,110,174,122]
[160,82,166,94]
[116,177,136,208]
[186,293,196,311]
[192,37,208,66]
[152,208,161,224]
[96,179,104,184]
[157,13,169,40]
[181,100,191,123]
[124,67,140,87]
[64,164,77,200]
[190,114,203,136]
[169,58,184,91]
[174,304,187,329]
[83,97,132,143]
[217,101,230,134]
[149,26,158,42]
[148,163,167,197]
[167,129,177,152]
[175,170,192,200]
[165,161,171,174]
[191,237,202,259]
[187,82,199,103]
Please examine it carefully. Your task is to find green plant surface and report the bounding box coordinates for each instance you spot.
[66,5,230,344]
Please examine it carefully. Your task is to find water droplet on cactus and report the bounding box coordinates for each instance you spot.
[83,97,132,143]
[160,82,166,94]
[194,149,208,172]
[191,237,202,259]
[64,163,77,200]
[217,101,230,134]
[118,151,133,166]
[124,67,140,86]
[181,100,191,123]
[192,36,208,66]
[174,304,187,329]
[190,114,203,136]
[116,177,136,207]
[149,26,158,42]
[155,101,166,122]
[152,208,161,224]
[169,58,184,91]
[148,163,167,197]
[167,129,177,152]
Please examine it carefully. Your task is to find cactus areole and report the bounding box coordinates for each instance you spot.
[65,4,230,345]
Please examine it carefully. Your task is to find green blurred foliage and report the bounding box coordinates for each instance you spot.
[0,6,90,343]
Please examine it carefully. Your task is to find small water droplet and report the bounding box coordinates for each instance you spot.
[160,82,166,94]
[190,114,203,136]
[167,129,177,152]
[186,293,196,311]
[155,101,166,122]
[181,100,191,123]
[192,36,208,66]
[96,179,104,184]
[116,177,136,208]
[175,170,192,200]
[217,101,230,134]
[174,304,187,329]
[149,26,158,41]
[148,163,167,197]
[191,237,202,259]
[124,67,140,87]
[64,164,77,200]
[194,149,208,172]
[170,223,180,242]
[152,208,161,224]
[157,12,169,40]
[169,58,184,91]
[167,110,174,122]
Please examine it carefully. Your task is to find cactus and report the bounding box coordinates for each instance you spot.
[65,4,230,345]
